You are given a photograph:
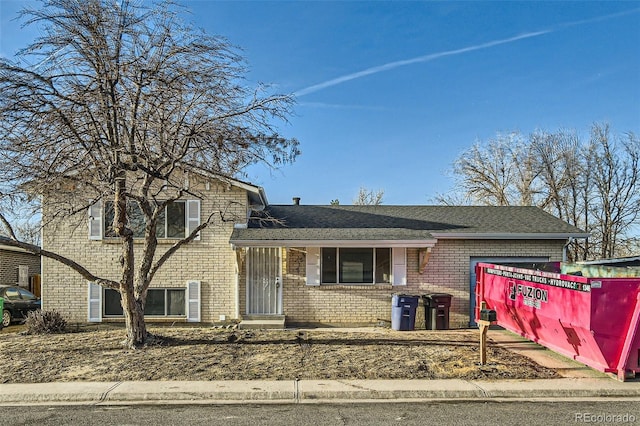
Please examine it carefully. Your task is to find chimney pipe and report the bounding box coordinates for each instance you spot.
[293,197,300,205]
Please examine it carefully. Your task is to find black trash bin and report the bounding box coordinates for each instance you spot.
[391,294,419,331]
[423,293,453,330]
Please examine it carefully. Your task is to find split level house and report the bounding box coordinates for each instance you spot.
[41,173,589,328]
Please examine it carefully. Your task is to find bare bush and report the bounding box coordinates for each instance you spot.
[24,310,67,335]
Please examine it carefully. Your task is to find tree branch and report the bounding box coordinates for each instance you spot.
[0,237,118,289]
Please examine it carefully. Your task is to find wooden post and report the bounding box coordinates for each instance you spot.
[478,301,489,365]
[479,320,490,365]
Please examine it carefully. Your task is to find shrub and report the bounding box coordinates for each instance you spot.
[24,310,67,334]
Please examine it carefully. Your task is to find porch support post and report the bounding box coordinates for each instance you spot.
[234,248,243,320]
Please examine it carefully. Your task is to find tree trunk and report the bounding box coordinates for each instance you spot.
[121,286,147,348]
[114,174,148,349]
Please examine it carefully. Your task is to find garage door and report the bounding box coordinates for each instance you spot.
[469,256,548,327]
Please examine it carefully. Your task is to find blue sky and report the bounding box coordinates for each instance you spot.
[2,1,639,205]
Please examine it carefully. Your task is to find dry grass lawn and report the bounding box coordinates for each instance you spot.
[0,325,559,383]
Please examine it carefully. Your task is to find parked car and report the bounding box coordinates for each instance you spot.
[0,285,41,327]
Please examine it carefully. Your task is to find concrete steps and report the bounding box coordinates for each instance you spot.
[238,315,285,330]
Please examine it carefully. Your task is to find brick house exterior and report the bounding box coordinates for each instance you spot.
[0,238,41,291]
[41,177,588,328]
[231,205,588,328]
[41,175,261,324]
[253,240,566,329]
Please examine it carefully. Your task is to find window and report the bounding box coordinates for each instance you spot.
[103,288,186,317]
[320,248,391,284]
[164,202,186,238]
[2,287,38,301]
[4,288,20,300]
[89,281,200,323]
[145,289,186,316]
[104,201,146,238]
[17,265,29,287]
[104,289,123,316]
[100,200,199,239]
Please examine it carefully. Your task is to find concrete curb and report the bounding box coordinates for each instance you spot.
[107,381,296,403]
[1,378,639,405]
[0,382,121,404]
[298,379,483,400]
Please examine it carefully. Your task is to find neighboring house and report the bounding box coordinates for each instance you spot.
[560,255,640,278]
[41,176,589,328]
[576,256,640,268]
[0,236,41,293]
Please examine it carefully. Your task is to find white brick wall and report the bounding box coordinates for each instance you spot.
[275,240,565,328]
[43,181,568,330]
[42,178,248,323]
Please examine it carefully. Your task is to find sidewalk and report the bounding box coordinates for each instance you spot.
[487,329,613,379]
[1,329,638,406]
[1,378,640,405]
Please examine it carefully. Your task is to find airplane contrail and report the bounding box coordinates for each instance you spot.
[295,30,550,96]
[294,9,640,97]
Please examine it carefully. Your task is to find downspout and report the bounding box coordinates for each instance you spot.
[39,195,44,309]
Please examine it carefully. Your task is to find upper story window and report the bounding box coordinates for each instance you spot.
[321,248,391,284]
[89,199,200,240]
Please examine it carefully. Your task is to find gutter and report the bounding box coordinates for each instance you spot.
[0,244,36,254]
[430,232,591,240]
[230,233,591,249]
[230,239,438,249]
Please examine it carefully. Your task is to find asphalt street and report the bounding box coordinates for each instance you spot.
[4,401,640,426]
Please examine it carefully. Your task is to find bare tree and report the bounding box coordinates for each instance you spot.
[588,124,640,258]
[442,124,640,260]
[0,0,299,347]
[441,132,540,206]
[353,187,384,205]
[0,191,41,245]
[529,129,591,260]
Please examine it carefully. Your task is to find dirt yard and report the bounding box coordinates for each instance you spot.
[0,325,559,383]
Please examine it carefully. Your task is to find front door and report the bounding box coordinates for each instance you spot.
[246,247,282,315]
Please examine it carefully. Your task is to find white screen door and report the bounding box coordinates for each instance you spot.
[246,247,282,315]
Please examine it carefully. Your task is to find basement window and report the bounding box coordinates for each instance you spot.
[103,288,186,317]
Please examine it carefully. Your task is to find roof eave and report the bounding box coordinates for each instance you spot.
[246,186,268,210]
[230,239,438,249]
[577,255,640,265]
[0,244,38,254]
[430,232,591,240]
[189,170,267,209]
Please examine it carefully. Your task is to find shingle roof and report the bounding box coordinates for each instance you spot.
[230,205,588,246]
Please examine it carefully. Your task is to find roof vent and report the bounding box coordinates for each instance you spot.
[293,197,301,205]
